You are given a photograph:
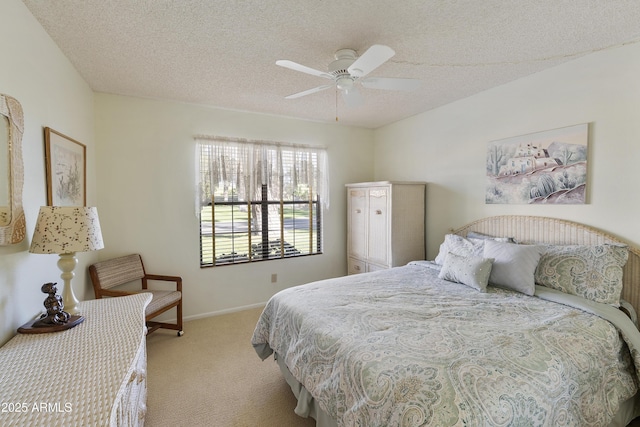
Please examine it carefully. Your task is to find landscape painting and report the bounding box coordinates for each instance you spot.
[486,123,588,204]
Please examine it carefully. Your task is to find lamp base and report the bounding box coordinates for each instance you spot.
[18,315,84,334]
[58,253,81,314]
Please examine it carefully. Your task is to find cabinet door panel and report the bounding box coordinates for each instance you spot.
[348,189,367,258]
[367,188,389,266]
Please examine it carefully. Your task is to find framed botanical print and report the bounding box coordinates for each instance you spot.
[44,127,86,206]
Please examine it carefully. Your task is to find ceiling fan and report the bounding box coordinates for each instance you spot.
[276,45,420,107]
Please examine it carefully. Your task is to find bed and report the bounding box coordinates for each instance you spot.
[252,216,640,426]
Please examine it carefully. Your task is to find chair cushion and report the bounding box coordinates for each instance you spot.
[90,254,145,290]
[132,290,181,316]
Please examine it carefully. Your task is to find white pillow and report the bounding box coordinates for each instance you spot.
[483,240,543,296]
[438,252,494,292]
[434,234,484,265]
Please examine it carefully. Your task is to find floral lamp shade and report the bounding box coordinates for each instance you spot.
[29,206,104,254]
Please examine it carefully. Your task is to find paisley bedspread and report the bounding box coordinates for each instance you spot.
[252,262,640,426]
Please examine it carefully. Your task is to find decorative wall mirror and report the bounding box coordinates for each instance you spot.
[0,94,25,245]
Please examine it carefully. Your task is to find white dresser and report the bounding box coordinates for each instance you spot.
[346,181,426,274]
[0,293,151,427]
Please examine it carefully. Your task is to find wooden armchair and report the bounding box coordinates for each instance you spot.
[89,254,183,336]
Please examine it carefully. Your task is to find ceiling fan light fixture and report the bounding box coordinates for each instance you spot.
[336,76,354,91]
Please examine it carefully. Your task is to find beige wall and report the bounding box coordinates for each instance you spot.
[93,94,374,321]
[0,0,96,345]
[1,0,374,341]
[374,42,640,260]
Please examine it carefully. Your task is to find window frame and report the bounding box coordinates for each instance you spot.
[196,137,327,267]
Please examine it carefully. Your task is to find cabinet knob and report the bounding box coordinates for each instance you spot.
[354,265,361,271]
[375,210,382,215]
[355,209,361,214]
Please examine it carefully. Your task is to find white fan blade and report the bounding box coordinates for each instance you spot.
[341,86,363,108]
[361,77,421,91]
[276,60,332,79]
[285,84,334,99]
[347,45,395,78]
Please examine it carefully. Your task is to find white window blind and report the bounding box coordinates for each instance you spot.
[195,135,328,266]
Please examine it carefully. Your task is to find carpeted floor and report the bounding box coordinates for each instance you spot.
[145,307,315,427]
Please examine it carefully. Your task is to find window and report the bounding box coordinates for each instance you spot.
[195,136,329,267]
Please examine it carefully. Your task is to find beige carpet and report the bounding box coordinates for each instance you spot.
[145,307,316,427]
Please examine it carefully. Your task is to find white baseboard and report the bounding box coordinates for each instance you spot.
[160,302,267,323]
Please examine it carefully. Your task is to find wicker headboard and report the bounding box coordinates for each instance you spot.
[452,215,640,316]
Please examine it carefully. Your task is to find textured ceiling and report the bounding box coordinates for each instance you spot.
[21,0,640,129]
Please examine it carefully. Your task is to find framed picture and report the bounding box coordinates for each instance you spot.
[44,127,86,206]
[486,123,589,204]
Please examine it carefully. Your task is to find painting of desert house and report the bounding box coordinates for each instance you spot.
[486,123,588,204]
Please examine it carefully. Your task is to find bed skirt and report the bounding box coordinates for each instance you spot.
[275,353,338,427]
[275,352,640,427]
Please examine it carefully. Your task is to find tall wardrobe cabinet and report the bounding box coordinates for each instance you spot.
[346,181,426,275]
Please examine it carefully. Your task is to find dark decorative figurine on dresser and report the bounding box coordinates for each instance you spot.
[17,282,84,334]
[37,282,70,325]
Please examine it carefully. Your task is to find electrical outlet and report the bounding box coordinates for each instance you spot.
[271,273,277,283]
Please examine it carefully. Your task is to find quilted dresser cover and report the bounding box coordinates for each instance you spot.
[0,293,151,427]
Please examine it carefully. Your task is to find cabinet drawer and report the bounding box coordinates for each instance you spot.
[348,257,366,275]
[367,263,388,273]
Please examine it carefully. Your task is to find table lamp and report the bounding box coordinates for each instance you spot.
[29,206,104,316]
